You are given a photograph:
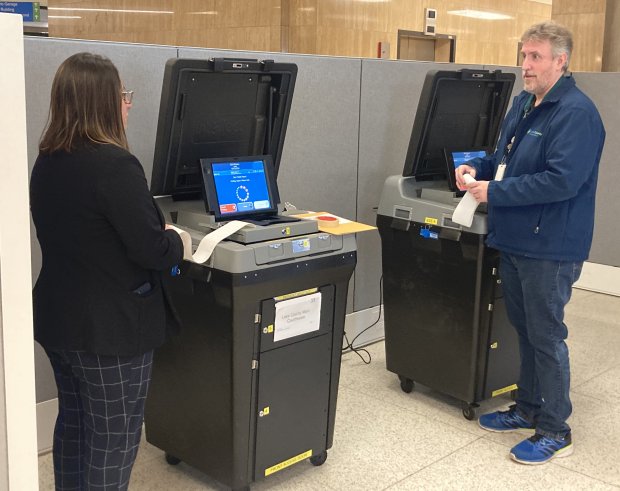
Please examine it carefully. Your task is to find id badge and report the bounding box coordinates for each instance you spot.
[495,163,507,181]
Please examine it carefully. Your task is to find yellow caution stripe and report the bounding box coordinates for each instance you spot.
[274,288,318,301]
[264,450,312,476]
[492,383,518,398]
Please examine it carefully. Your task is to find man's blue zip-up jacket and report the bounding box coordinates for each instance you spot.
[472,75,605,262]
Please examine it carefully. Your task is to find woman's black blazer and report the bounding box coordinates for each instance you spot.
[30,143,184,356]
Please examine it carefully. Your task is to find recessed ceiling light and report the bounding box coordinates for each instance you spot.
[447,9,513,20]
[48,7,174,14]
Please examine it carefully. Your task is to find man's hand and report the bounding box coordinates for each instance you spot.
[455,165,477,190]
[466,180,489,203]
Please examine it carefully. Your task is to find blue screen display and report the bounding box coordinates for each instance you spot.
[451,150,487,168]
[212,160,272,215]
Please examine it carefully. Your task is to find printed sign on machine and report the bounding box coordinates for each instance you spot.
[274,292,322,342]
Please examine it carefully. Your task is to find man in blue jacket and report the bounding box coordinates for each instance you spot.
[455,21,605,465]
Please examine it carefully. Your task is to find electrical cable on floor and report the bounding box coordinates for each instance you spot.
[343,331,371,364]
[342,275,383,365]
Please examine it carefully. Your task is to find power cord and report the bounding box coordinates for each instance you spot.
[343,331,371,364]
[342,275,383,365]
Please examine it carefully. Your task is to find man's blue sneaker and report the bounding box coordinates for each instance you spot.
[510,433,573,465]
[478,404,535,432]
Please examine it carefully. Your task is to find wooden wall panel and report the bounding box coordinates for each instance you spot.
[553,0,606,15]
[552,13,605,72]
[290,0,551,65]
[48,0,283,51]
[288,0,317,26]
[288,25,317,54]
[552,0,606,72]
[44,0,613,71]
[602,0,620,71]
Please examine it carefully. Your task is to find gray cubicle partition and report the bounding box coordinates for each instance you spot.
[24,38,178,200]
[24,38,620,452]
[573,72,620,267]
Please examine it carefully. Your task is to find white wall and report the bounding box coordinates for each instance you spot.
[0,13,39,491]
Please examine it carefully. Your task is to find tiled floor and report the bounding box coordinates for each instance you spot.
[39,289,620,490]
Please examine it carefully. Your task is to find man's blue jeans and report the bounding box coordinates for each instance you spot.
[499,253,583,439]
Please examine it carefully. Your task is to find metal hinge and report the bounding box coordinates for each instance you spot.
[251,360,259,370]
[492,267,498,276]
[254,313,261,324]
[488,304,494,311]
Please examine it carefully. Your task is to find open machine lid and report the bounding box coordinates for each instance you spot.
[151,58,297,199]
[402,69,515,180]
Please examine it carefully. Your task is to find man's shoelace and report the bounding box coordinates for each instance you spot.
[499,406,525,425]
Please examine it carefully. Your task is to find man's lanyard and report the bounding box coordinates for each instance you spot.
[496,76,566,181]
[496,93,536,181]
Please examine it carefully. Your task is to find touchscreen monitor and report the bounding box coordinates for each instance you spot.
[444,149,488,192]
[200,156,279,221]
[450,150,487,168]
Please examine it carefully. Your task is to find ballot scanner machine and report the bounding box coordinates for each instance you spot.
[377,69,520,419]
[143,58,356,491]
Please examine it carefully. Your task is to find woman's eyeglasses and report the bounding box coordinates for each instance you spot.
[121,89,134,104]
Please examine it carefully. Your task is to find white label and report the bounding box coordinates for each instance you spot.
[274,292,322,342]
[495,163,506,181]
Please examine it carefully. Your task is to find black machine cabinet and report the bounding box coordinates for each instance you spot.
[145,254,355,490]
[377,212,518,418]
[377,68,519,419]
[145,57,358,490]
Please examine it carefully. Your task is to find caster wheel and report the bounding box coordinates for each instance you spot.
[510,389,519,401]
[462,403,479,421]
[309,450,327,466]
[399,376,414,393]
[165,453,181,465]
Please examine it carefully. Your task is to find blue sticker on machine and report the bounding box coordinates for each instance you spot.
[292,238,311,253]
[419,228,438,240]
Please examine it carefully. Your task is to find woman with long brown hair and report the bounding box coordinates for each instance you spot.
[30,52,183,490]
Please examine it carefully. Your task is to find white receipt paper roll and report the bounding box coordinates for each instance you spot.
[451,174,480,228]
[192,220,250,263]
[168,220,251,264]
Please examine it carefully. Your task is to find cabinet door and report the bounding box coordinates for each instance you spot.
[258,285,335,353]
[254,333,332,479]
[482,282,520,400]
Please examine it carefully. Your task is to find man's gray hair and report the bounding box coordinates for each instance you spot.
[521,21,573,72]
